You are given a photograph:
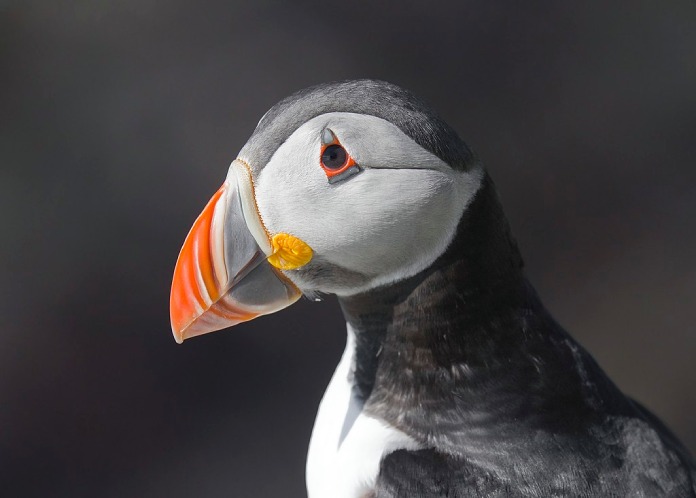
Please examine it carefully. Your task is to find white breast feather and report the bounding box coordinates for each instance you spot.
[306,324,423,498]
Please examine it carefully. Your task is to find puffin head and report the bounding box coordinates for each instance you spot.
[170,80,484,343]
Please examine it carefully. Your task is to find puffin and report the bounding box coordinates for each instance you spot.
[169,80,696,497]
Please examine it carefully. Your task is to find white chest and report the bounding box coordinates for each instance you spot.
[305,325,422,498]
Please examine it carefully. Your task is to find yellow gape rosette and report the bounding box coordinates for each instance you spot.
[267,233,313,270]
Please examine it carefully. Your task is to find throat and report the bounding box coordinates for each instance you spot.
[337,175,610,448]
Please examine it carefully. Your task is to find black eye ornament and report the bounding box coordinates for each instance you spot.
[319,128,361,184]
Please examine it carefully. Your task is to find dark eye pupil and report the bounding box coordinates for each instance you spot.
[321,144,347,170]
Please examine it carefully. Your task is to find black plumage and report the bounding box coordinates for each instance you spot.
[240,79,476,175]
[340,174,696,496]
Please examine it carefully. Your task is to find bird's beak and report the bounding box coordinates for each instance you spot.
[169,160,305,343]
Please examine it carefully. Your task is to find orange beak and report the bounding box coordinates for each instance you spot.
[169,162,302,343]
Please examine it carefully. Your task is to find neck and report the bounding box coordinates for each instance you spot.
[338,174,622,452]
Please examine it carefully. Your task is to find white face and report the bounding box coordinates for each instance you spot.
[239,112,483,296]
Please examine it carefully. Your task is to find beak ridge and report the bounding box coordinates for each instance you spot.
[170,184,232,343]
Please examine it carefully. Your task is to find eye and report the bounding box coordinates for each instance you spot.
[321,144,347,170]
[319,129,361,184]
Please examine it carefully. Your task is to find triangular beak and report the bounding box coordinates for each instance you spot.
[169,162,302,343]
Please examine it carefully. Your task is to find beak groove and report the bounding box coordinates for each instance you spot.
[170,184,232,343]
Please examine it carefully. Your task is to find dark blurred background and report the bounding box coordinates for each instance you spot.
[2,1,695,496]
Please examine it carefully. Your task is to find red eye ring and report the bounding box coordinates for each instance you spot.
[320,137,358,181]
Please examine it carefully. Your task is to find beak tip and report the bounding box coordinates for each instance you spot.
[171,323,185,344]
